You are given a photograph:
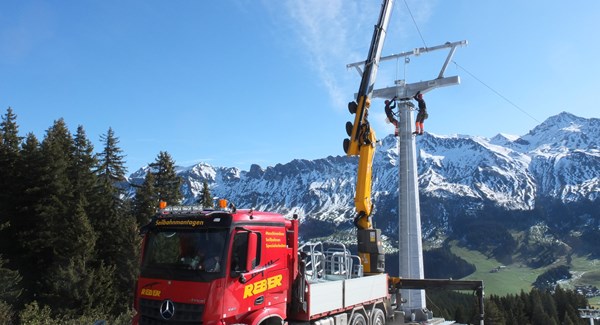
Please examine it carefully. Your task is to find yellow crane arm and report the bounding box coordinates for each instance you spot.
[354,118,376,230]
[343,0,393,229]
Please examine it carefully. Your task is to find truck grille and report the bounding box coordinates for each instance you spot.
[139,298,204,324]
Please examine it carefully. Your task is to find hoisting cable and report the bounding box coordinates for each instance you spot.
[452,60,542,124]
[403,0,428,49]
[404,56,408,82]
[396,57,400,87]
[401,0,427,111]
[404,57,415,110]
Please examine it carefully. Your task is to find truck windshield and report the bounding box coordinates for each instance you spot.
[141,229,228,281]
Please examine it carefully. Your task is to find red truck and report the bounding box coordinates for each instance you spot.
[133,204,393,325]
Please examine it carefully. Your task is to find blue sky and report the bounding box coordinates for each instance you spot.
[2,0,599,174]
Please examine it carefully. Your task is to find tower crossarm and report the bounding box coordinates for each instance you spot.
[348,40,467,80]
[372,76,460,100]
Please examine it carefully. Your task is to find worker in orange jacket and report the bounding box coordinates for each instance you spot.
[413,91,428,135]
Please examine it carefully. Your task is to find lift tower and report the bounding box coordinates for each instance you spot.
[348,40,467,315]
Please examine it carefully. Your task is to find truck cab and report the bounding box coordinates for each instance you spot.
[133,205,298,325]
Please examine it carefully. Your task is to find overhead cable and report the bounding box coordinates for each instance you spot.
[402,0,540,124]
[452,61,541,124]
[403,0,428,49]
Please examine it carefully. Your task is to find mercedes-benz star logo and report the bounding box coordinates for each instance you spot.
[160,299,175,320]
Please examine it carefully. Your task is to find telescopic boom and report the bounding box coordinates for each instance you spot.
[343,0,394,273]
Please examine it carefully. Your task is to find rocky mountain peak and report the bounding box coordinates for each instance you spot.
[127,112,600,240]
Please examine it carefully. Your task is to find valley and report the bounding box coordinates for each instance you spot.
[450,243,600,306]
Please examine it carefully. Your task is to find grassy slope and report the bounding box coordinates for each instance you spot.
[450,244,536,296]
[449,243,600,307]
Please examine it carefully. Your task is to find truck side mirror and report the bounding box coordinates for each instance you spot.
[246,232,258,271]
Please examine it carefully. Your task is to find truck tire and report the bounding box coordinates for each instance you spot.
[349,312,367,325]
[371,308,385,325]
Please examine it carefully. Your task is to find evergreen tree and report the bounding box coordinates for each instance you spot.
[18,301,54,325]
[529,289,558,325]
[90,176,139,315]
[132,172,158,225]
[90,127,128,224]
[96,127,127,184]
[19,120,75,306]
[484,298,506,325]
[86,178,124,315]
[540,289,558,320]
[519,290,532,320]
[55,198,96,265]
[105,213,139,315]
[507,293,528,325]
[531,303,556,325]
[0,255,22,313]
[562,311,576,325]
[150,151,182,205]
[0,301,12,325]
[90,127,128,236]
[199,180,213,208]
[89,128,138,315]
[11,119,111,317]
[11,133,45,303]
[0,107,22,270]
[564,290,587,323]
[553,285,570,323]
[31,119,107,314]
[71,125,98,204]
[38,200,101,317]
[42,258,117,317]
[89,129,126,256]
[0,107,22,154]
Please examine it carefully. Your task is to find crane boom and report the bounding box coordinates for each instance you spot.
[344,0,394,226]
[343,0,394,274]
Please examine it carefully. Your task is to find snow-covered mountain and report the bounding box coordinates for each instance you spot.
[512,113,600,202]
[128,112,600,239]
